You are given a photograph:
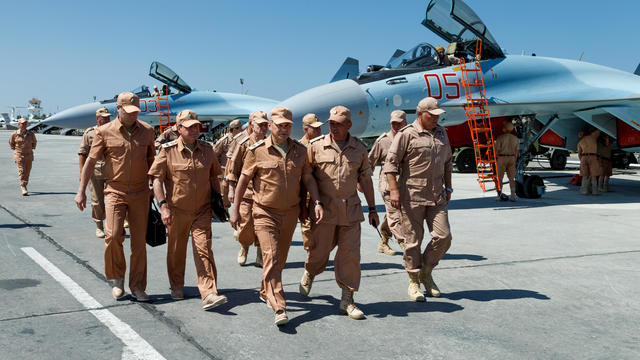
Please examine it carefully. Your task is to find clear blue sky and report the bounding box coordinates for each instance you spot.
[2,0,639,115]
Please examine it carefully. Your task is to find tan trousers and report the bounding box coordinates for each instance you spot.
[167,207,219,300]
[382,194,404,243]
[89,175,106,221]
[301,218,312,250]
[253,204,298,313]
[580,155,601,177]
[15,157,32,186]
[220,177,230,208]
[237,198,258,248]
[497,156,516,183]
[401,201,452,272]
[104,189,150,292]
[305,222,361,291]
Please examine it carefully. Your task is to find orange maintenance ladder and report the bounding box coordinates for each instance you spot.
[458,38,500,193]
[156,95,172,133]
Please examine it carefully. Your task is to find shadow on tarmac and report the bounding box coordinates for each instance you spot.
[26,191,77,196]
[0,278,41,290]
[0,223,51,229]
[441,289,550,302]
[443,253,487,261]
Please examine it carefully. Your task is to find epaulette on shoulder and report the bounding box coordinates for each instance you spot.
[352,136,367,148]
[233,131,245,140]
[248,139,265,150]
[375,132,387,142]
[238,136,250,145]
[162,139,178,149]
[309,135,324,144]
[399,124,412,132]
[198,139,213,147]
[85,126,96,134]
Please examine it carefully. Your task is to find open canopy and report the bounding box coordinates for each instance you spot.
[422,0,504,59]
[149,61,192,94]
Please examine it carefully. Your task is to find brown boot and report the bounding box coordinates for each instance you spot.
[591,180,600,195]
[339,288,364,319]
[408,272,425,302]
[21,185,28,196]
[420,266,441,297]
[579,178,589,195]
[202,293,227,310]
[299,270,314,296]
[112,278,125,299]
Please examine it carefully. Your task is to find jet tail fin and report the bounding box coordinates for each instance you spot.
[634,63,640,76]
[330,57,359,83]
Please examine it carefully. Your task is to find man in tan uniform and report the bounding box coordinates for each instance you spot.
[213,119,243,209]
[368,110,407,255]
[149,109,228,310]
[9,118,37,196]
[299,113,324,250]
[300,105,378,320]
[155,124,180,149]
[230,106,323,326]
[227,112,270,267]
[494,120,519,201]
[384,97,453,302]
[75,92,155,301]
[599,135,613,192]
[577,128,601,195]
[78,108,111,237]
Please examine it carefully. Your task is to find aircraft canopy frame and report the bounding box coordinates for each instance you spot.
[422,0,504,59]
[149,61,192,94]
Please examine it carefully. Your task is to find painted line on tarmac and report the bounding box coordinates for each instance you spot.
[21,247,166,360]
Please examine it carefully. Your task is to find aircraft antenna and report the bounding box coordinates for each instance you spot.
[458,38,501,193]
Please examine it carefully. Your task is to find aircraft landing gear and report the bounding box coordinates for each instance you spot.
[516,174,545,199]
[455,147,476,173]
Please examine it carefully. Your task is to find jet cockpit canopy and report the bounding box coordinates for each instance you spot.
[149,61,192,94]
[385,43,439,69]
[422,0,504,59]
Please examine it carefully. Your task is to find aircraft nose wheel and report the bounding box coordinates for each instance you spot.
[516,175,545,199]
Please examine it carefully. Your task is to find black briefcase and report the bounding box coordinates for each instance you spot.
[146,199,167,247]
[211,191,229,222]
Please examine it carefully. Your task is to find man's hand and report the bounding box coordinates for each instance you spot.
[390,188,401,209]
[228,187,235,205]
[74,191,87,211]
[160,205,172,226]
[356,183,363,193]
[230,208,240,230]
[314,204,324,224]
[369,211,380,228]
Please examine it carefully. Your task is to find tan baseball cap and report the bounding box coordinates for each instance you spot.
[176,109,200,127]
[302,113,323,128]
[250,111,269,124]
[417,97,445,115]
[328,105,351,123]
[116,92,141,113]
[390,110,406,123]
[228,119,242,129]
[18,117,28,124]
[95,107,111,118]
[270,106,293,125]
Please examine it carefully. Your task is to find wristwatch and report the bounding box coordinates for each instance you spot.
[315,200,324,207]
[158,200,167,207]
[445,187,453,193]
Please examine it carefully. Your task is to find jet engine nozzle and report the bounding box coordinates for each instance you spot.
[278,79,369,139]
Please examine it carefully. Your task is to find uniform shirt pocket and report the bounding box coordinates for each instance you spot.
[106,139,126,159]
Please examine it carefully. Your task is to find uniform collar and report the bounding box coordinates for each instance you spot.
[323,133,355,151]
[413,120,441,135]
[266,134,292,151]
[177,136,200,153]
[115,117,140,132]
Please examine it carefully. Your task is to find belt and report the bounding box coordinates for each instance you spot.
[582,153,598,156]
[498,154,515,156]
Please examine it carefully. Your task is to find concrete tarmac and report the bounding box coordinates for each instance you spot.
[1,131,639,359]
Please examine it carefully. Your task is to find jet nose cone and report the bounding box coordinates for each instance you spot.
[44,102,111,129]
[279,79,369,139]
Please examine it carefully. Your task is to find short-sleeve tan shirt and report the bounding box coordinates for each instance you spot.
[213,133,234,171]
[368,131,394,194]
[148,137,221,212]
[154,125,179,149]
[241,136,311,210]
[88,117,155,194]
[383,122,452,206]
[308,134,372,225]
[9,130,36,161]
[227,133,259,199]
[78,126,106,178]
[494,133,519,156]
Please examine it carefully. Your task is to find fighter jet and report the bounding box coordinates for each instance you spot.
[42,61,277,134]
[279,0,640,197]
